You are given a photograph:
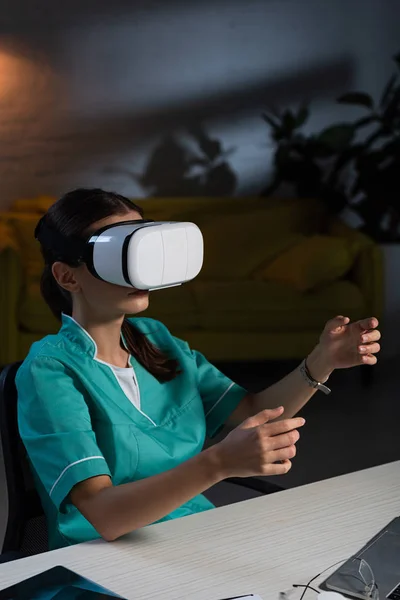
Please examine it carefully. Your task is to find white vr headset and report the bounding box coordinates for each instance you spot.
[35,218,204,290]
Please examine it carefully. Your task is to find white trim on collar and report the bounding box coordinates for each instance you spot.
[62,313,99,358]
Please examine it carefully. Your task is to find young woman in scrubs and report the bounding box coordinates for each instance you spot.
[17,189,381,549]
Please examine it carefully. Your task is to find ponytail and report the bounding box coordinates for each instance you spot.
[121,319,181,382]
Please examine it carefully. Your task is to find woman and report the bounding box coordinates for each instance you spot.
[17,189,381,550]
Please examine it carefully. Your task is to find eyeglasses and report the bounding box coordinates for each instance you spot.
[280,557,379,600]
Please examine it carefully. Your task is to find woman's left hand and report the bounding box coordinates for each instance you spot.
[316,315,381,373]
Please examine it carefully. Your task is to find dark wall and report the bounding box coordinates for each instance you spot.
[0,0,398,205]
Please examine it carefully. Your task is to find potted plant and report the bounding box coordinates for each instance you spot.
[262,51,400,356]
[262,51,400,242]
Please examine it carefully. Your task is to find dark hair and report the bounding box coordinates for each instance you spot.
[39,188,180,382]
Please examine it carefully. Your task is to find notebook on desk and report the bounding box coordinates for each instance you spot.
[0,565,127,599]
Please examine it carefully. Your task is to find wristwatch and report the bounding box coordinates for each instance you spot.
[299,358,331,395]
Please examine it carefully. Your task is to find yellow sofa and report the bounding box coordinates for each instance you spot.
[0,196,383,365]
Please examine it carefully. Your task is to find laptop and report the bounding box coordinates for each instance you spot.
[322,517,400,600]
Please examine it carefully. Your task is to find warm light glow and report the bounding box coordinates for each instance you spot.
[0,48,62,117]
[0,51,34,101]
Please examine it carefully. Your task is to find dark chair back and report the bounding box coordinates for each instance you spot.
[0,362,48,557]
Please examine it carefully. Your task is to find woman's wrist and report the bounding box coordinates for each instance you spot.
[200,445,230,483]
[306,344,334,383]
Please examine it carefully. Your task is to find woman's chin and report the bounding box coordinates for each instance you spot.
[123,291,150,313]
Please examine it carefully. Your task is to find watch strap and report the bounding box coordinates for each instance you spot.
[299,359,331,395]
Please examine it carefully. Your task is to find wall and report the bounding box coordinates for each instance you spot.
[0,0,398,208]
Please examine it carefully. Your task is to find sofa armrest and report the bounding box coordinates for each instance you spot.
[0,222,23,364]
[0,221,20,253]
[329,217,384,319]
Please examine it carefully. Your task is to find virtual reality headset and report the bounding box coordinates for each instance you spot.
[35,218,204,291]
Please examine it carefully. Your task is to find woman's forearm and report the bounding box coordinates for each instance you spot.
[254,344,334,418]
[71,446,224,541]
[230,344,334,423]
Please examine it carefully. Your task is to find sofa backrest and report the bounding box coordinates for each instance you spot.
[2,196,328,282]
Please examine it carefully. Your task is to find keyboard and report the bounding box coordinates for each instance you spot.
[388,584,400,600]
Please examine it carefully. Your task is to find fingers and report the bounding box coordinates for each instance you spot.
[262,459,293,476]
[361,354,378,365]
[240,413,304,478]
[262,417,305,437]
[359,317,379,331]
[268,445,297,463]
[266,429,301,451]
[326,315,350,333]
[360,329,381,343]
[241,406,284,430]
[359,342,380,356]
[358,322,381,366]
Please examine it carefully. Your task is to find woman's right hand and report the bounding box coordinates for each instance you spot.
[214,407,305,479]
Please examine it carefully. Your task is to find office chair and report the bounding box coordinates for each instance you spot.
[0,361,48,562]
[0,361,282,562]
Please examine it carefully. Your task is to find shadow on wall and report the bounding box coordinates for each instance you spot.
[98,58,354,197]
[0,48,355,202]
[105,125,238,196]
[92,57,355,145]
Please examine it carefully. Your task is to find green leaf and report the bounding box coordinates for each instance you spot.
[380,74,397,108]
[272,128,287,142]
[354,115,379,129]
[282,110,297,132]
[382,86,400,123]
[337,92,374,110]
[262,113,280,130]
[317,124,355,151]
[275,145,292,166]
[296,106,309,127]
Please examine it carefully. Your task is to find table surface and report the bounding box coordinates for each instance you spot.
[0,461,399,600]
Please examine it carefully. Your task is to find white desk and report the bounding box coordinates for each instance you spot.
[0,461,399,600]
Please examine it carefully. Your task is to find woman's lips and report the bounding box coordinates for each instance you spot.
[128,289,148,296]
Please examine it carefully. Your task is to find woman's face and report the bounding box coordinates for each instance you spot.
[53,210,150,319]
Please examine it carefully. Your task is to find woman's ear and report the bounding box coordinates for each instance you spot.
[52,262,81,293]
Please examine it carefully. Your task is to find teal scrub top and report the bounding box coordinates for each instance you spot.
[16,314,247,549]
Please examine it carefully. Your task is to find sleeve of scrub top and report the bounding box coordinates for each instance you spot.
[17,356,111,510]
[191,349,248,437]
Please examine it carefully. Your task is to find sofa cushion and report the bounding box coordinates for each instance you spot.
[190,198,327,281]
[192,279,365,332]
[253,235,355,292]
[197,214,305,280]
